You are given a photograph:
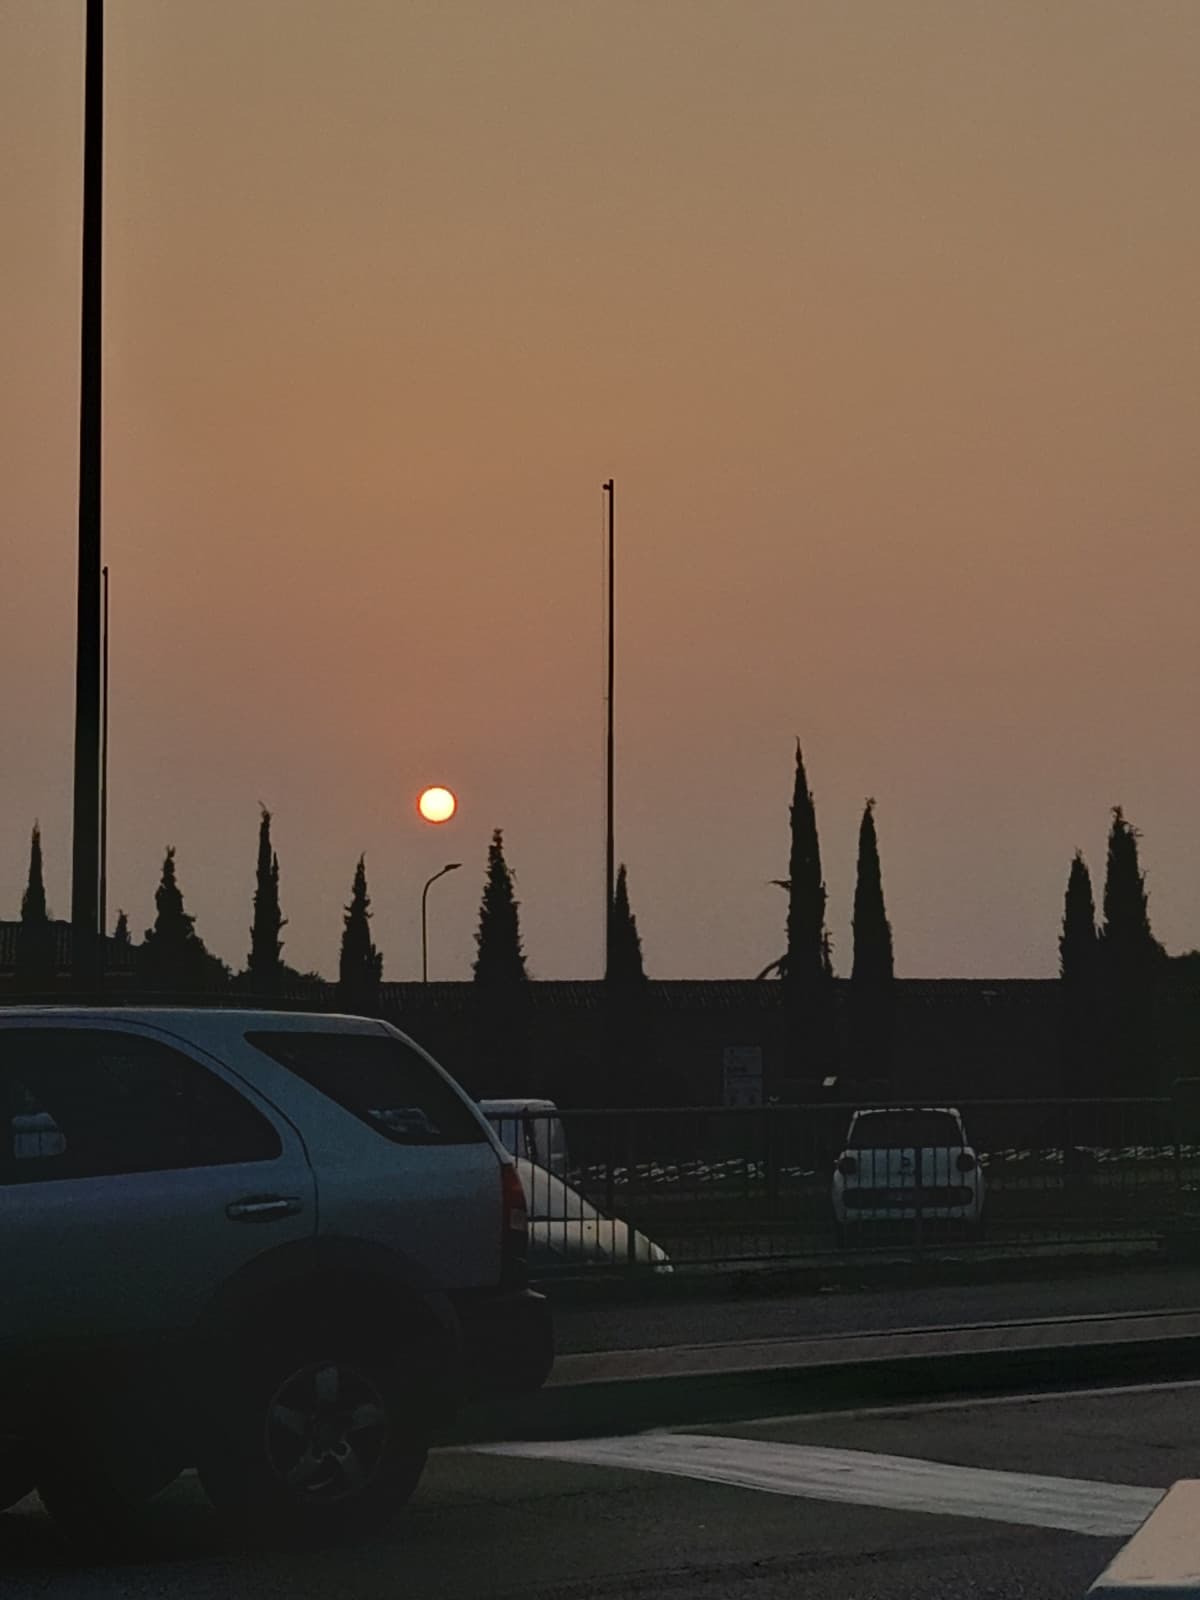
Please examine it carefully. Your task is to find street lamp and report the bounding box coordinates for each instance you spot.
[421,863,461,982]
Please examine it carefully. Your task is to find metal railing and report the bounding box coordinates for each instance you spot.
[487,1097,1200,1277]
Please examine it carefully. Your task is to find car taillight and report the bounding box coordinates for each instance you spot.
[837,1155,857,1177]
[956,1152,977,1173]
[501,1162,528,1254]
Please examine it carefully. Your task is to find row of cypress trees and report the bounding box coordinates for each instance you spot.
[759,745,895,1083]
[9,761,1175,1098]
[6,812,643,1011]
[1059,810,1167,1094]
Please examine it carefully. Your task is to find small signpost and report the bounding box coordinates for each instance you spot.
[722,1046,764,1108]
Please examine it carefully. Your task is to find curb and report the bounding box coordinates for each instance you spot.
[446,1313,1200,1447]
[536,1240,1166,1309]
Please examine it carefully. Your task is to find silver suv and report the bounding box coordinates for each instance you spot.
[0,1008,553,1544]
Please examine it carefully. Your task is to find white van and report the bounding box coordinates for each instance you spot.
[480,1098,569,1178]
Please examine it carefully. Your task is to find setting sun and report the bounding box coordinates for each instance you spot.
[418,786,457,825]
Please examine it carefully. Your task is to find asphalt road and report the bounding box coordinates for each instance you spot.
[551,1261,1200,1354]
[5,1379,1200,1597]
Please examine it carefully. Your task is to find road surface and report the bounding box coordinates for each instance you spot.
[5,1377,1200,1597]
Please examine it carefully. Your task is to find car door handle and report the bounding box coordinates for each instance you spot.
[226,1195,304,1223]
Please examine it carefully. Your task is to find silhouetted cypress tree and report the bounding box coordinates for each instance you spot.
[781,744,835,1080]
[471,830,533,1095]
[338,855,382,1013]
[474,829,528,986]
[604,863,659,1104]
[112,909,130,947]
[1098,808,1164,1092]
[1058,850,1098,1098]
[140,847,229,992]
[16,823,56,991]
[1100,809,1160,966]
[850,799,894,1084]
[608,864,646,986]
[248,806,286,993]
[1060,852,1098,981]
[784,745,828,992]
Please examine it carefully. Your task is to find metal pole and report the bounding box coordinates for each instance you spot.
[603,479,614,977]
[71,0,104,989]
[421,863,461,982]
[99,563,109,951]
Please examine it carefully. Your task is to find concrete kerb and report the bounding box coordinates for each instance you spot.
[536,1240,1166,1311]
[448,1311,1200,1447]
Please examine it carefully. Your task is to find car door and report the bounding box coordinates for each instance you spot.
[0,1019,316,1356]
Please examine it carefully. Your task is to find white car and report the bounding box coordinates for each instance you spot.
[516,1159,672,1273]
[0,1008,553,1545]
[480,1097,569,1178]
[831,1106,986,1245]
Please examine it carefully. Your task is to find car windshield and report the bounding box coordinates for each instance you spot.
[848,1111,963,1149]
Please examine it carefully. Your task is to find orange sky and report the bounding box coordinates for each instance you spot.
[3,1,1199,981]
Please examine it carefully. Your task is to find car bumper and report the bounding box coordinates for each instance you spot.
[451,1286,554,1397]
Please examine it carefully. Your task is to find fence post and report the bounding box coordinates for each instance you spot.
[764,1104,779,1215]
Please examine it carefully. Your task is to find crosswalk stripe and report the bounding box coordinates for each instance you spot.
[475,1433,1162,1537]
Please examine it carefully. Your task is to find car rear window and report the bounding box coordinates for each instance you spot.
[847,1110,964,1149]
[246,1032,487,1146]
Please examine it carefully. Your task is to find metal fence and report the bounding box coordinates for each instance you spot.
[486,1097,1200,1277]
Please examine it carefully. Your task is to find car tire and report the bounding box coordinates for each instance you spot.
[196,1338,429,1545]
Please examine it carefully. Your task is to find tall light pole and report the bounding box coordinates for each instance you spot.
[71,0,104,988]
[99,562,109,953]
[421,863,461,982]
[603,478,615,977]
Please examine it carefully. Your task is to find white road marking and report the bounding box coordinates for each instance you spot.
[476,1433,1162,1537]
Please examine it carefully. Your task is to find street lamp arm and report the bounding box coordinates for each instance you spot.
[421,862,462,982]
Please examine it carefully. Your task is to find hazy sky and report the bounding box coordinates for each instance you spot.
[3,1,1199,982]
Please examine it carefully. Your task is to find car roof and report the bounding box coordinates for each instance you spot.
[0,1006,384,1031]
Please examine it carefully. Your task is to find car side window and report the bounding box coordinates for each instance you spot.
[247,1031,487,1146]
[0,1028,282,1183]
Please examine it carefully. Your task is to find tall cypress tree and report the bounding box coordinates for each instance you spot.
[1060,852,1098,981]
[604,862,656,1105]
[338,855,382,1013]
[781,744,835,1080]
[608,863,646,987]
[1059,850,1098,1097]
[140,847,229,992]
[248,806,286,992]
[472,830,531,1095]
[1100,808,1160,968]
[850,799,894,1084]
[112,909,130,947]
[16,823,56,991]
[1098,808,1164,1092]
[473,829,528,986]
[784,744,828,993]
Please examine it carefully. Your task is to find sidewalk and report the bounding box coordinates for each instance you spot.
[550,1260,1200,1356]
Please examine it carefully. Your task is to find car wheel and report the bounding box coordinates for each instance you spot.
[197,1343,428,1545]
